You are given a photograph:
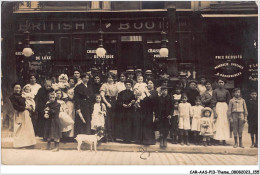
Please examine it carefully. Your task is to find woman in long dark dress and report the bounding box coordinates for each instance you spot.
[116,79,136,143]
[9,83,36,148]
[74,73,94,136]
[140,79,157,145]
[35,80,53,138]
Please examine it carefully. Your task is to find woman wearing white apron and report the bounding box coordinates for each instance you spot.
[211,78,231,145]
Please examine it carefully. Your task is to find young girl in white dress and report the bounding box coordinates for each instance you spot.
[191,97,204,145]
[91,94,106,131]
[178,93,192,145]
[200,107,214,146]
[55,89,74,133]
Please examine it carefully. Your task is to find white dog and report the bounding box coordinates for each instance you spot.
[75,131,103,152]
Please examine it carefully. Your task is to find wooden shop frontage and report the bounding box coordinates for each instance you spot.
[12,9,182,84]
[2,6,258,105]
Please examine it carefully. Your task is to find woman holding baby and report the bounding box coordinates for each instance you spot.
[9,82,36,148]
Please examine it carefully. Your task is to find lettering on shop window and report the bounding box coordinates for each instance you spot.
[148,48,168,58]
[215,55,243,60]
[35,56,52,61]
[214,62,244,78]
[248,63,258,81]
[87,50,114,59]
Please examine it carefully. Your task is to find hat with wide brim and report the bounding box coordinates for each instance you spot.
[188,79,197,85]
[135,69,142,73]
[145,70,153,75]
[202,107,213,117]
[124,79,133,85]
[160,85,170,90]
[178,72,187,78]
[126,69,135,73]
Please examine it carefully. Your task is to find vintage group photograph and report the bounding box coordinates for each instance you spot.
[1,0,258,169]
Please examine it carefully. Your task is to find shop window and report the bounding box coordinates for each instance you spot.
[142,2,165,9]
[121,36,142,42]
[20,1,112,10]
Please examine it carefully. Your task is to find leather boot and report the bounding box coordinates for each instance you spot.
[186,135,190,146]
[239,137,244,148]
[163,138,167,148]
[180,135,184,145]
[46,141,51,150]
[160,137,164,148]
[233,136,238,148]
[52,142,60,152]
[171,136,174,144]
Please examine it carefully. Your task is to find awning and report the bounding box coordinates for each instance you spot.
[201,14,258,18]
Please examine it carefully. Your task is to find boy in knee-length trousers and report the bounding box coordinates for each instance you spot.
[228,88,248,148]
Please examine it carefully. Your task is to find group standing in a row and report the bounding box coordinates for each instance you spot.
[9,69,258,151]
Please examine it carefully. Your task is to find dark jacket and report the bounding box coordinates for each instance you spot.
[9,93,26,112]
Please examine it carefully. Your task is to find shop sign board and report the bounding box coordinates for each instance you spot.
[16,19,167,33]
[214,55,244,78]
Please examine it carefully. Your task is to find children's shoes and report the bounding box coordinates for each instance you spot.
[233,143,238,148]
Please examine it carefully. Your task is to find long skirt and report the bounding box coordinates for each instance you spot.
[65,100,75,137]
[13,110,36,148]
[141,110,155,145]
[105,96,116,139]
[214,102,230,141]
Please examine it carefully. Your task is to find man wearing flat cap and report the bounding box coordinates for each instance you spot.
[155,85,173,148]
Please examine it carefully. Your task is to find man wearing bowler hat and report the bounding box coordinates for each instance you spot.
[126,69,136,86]
[144,70,153,82]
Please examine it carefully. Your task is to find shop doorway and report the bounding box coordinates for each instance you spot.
[121,42,144,70]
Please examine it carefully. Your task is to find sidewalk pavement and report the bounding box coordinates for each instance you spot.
[2,149,258,165]
[1,124,258,156]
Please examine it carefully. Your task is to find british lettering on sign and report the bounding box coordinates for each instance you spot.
[214,55,244,78]
[16,19,167,33]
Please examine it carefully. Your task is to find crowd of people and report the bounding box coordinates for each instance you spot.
[9,68,258,151]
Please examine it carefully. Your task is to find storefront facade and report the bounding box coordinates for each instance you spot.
[13,10,180,83]
[1,2,258,112]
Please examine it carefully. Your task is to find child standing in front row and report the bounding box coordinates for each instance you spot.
[170,101,179,144]
[91,94,106,133]
[247,90,258,148]
[191,97,204,145]
[178,93,192,145]
[200,107,214,146]
[43,90,61,152]
[228,88,248,148]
